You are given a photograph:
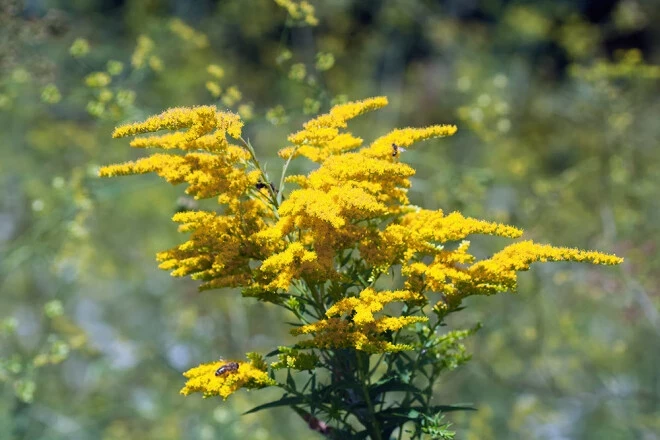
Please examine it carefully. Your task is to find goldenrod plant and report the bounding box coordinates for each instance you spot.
[101,97,621,439]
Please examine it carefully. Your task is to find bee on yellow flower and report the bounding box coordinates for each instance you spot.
[215,361,240,376]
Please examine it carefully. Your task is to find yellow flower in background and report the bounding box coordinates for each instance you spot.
[131,35,154,69]
[205,81,222,98]
[168,17,209,48]
[84,72,111,88]
[274,0,318,26]
[69,38,90,58]
[221,86,242,107]
[207,64,225,79]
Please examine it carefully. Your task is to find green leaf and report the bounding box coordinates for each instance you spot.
[375,404,476,423]
[243,395,306,415]
[286,370,296,389]
[427,404,477,412]
[265,348,282,357]
[369,378,421,399]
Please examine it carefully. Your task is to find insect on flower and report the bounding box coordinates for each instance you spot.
[256,181,277,194]
[391,143,406,157]
[215,361,240,377]
[175,195,198,213]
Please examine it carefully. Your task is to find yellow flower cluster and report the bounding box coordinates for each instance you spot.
[360,125,458,160]
[358,209,522,283]
[180,354,276,399]
[131,35,156,70]
[270,347,319,370]
[273,0,318,26]
[464,240,623,295]
[157,199,274,290]
[258,242,325,290]
[292,288,427,353]
[102,96,622,399]
[168,18,209,49]
[326,288,425,324]
[279,96,388,162]
[570,49,660,81]
[99,106,254,202]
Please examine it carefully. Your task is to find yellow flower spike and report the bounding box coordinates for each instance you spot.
[128,132,236,152]
[328,185,389,220]
[361,125,458,159]
[284,97,388,162]
[292,287,428,353]
[112,106,215,138]
[465,240,623,295]
[277,146,297,160]
[99,152,253,200]
[403,260,472,296]
[254,216,297,246]
[101,106,251,201]
[413,242,476,295]
[293,314,428,353]
[284,133,364,162]
[375,316,428,332]
[327,288,426,324]
[156,201,272,290]
[296,96,388,133]
[327,96,388,125]
[278,189,345,229]
[401,209,524,243]
[112,106,243,146]
[358,224,414,268]
[288,126,339,145]
[180,357,276,400]
[218,111,244,139]
[301,154,415,211]
[259,242,322,290]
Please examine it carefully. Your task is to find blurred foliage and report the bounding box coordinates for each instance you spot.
[1,0,659,438]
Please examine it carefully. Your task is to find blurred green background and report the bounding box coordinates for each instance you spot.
[1,0,659,438]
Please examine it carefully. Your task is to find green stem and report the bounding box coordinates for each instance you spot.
[357,353,382,440]
[277,146,299,205]
[399,318,443,411]
[239,136,279,209]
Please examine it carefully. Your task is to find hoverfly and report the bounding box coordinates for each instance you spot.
[175,195,198,213]
[391,143,406,157]
[215,361,240,377]
[255,181,277,193]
